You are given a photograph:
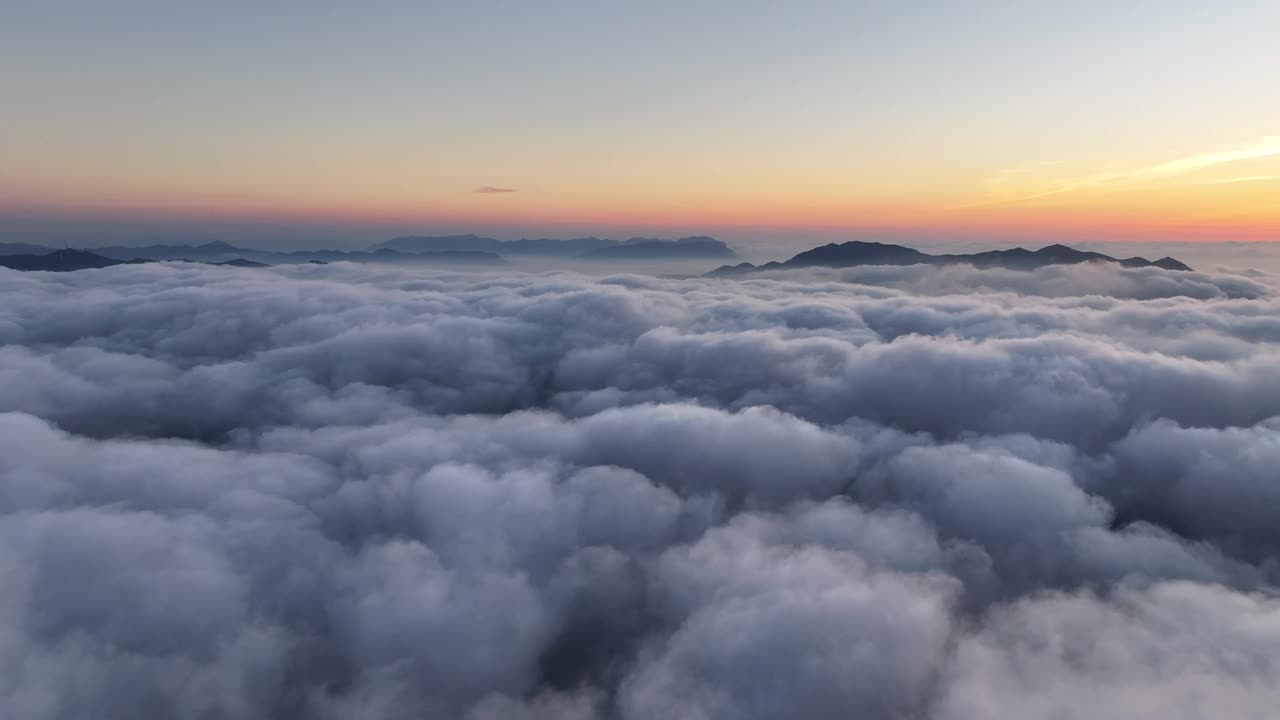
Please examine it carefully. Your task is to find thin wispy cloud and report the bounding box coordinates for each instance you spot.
[473,186,518,194]
[1199,175,1280,185]
[1148,137,1280,176]
[965,136,1280,209]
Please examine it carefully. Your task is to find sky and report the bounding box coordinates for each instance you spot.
[2,1,1278,251]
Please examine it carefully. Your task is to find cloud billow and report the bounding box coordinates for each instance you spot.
[1,259,1279,718]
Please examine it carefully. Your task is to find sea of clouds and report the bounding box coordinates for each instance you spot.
[2,259,1279,719]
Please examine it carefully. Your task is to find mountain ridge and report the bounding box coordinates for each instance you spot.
[0,248,500,272]
[708,241,1192,276]
[2,235,738,263]
[0,249,149,271]
[0,242,504,266]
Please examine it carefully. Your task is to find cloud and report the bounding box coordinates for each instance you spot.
[970,135,1280,207]
[1199,175,1280,185]
[0,259,1278,717]
[474,186,518,194]
[1146,136,1280,177]
[936,582,1280,720]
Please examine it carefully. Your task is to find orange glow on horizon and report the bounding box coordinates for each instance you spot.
[4,195,1276,244]
[3,134,1277,243]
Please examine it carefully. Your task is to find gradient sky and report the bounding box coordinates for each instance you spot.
[3,1,1278,250]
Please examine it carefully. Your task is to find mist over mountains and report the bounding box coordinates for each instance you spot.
[0,248,152,272]
[0,236,1204,278]
[0,234,739,269]
[0,240,504,267]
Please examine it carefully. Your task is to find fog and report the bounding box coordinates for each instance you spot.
[2,259,1278,719]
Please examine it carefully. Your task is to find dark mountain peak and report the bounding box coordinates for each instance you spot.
[706,262,760,277]
[198,240,236,250]
[215,258,268,268]
[1036,243,1078,254]
[785,241,930,267]
[1153,256,1194,271]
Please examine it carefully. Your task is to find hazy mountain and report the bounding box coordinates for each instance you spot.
[583,236,738,260]
[502,236,616,255]
[13,240,505,266]
[373,234,505,253]
[709,241,1192,275]
[265,248,502,264]
[373,234,738,260]
[92,240,244,261]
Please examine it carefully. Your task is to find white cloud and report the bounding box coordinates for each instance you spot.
[1,260,1278,718]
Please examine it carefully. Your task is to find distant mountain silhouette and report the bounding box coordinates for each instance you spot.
[5,235,740,264]
[373,234,738,260]
[8,241,505,266]
[783,241,930,267]
[583,236,737,260]
[266,249,502,264]
[0,249,273,272]
[709,241,1192,276]
[0,249,146,271]
[214,258,269,268]
[503,237,617,255]
[374,234,505,254]
[0,248,501,273]
[89,240,244,261]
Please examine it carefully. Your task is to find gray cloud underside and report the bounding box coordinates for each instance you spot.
[2,260,1280,719]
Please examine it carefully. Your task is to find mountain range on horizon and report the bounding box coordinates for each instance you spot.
[0,248,273,272]
[0,234,740,264]
[0,237,1195,274]
[0,239,505,265]
[709,240,1193,275]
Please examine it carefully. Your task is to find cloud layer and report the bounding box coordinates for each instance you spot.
[2,260,1279,718]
